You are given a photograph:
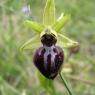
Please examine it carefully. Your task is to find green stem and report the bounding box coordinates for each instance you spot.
[59,72,73,95]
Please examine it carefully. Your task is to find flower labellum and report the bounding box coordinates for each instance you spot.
[33,29,64,79]
[20,0,79,80]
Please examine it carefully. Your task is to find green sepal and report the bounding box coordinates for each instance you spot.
[24,20,45,33]
[53,14,70,32]
[43,0,55,25]
[20,34,41,51]
[57,33,79,48]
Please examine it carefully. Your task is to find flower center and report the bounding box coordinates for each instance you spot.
[41,34,57,47]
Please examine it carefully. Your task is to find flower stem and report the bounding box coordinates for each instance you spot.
[59,72,73,95]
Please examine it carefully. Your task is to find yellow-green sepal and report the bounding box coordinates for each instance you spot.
[20,34,42,51]
[24,20,45,33]
[57,33,79,48]
[43,0,55,25]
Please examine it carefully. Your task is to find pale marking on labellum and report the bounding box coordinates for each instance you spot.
[44,45,57,70]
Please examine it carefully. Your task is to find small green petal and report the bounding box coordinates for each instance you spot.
[53,14,70,32]
[24,20,45,33]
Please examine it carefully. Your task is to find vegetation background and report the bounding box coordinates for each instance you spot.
[0,0,95,95]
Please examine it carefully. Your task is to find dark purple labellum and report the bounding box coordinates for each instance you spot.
[33,45,64,79]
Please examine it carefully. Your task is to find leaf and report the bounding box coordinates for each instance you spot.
[57,33,79,48]
[24,20,45,33]
[53,14,70,32]
[20,34,42,51]
[43,0,55,25]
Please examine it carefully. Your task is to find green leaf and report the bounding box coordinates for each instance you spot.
[53,14,70,32]
[57,33,79,48]
[20,34,41,51]
[24,20,45,33]
[43,0,55,25]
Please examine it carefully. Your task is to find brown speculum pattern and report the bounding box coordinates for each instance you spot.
[33,34,64,79]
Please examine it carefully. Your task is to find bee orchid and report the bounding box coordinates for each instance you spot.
[20,0,79,80]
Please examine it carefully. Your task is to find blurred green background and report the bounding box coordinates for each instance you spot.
[0,0,95,95]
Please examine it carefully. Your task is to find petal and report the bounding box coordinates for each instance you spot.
[53,14,70,32]
[24,20,45,33]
